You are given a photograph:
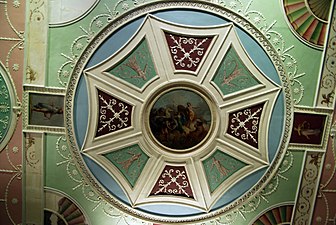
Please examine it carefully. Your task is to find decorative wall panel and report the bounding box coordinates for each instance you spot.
[0,1,24,224]
[311,112,336,224]
[316,1,336,109]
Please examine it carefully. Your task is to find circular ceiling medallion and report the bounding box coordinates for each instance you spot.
[148,86,213,152]
[65,1,292,223]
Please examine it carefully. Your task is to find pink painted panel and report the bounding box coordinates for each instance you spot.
[0,1,25,224]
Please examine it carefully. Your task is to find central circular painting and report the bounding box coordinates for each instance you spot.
[66,1,291,223]
[149,88,212,150]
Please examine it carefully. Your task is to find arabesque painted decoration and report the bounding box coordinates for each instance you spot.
[212,46,261,95]
[228,103,264,148]
[107,38,157,89]
[96,89,133,137]
[202,149,248,193]
[165,32,214,72]
[15,0,336,224]
[0,71,11,144]
[150,165,194,199]
[103,144,149,187]
[0,0,24,224]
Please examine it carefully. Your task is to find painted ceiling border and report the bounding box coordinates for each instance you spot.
[53,0,306,105]
[291,5,336,224]
[315,2,336,109]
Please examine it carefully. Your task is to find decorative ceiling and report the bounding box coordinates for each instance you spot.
[67,12,289,220]
[0,0,335,224]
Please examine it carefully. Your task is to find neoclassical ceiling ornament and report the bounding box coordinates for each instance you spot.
[251,204,294,224]
[283,0,332,49]
[49,0,99,26]
[0,62,20,151]
[44,189,89,225]
[65,1,292,223]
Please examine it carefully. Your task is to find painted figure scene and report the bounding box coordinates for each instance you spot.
[29,93,64,127]
[149,89,212,150]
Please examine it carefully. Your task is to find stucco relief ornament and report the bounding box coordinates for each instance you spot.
[0,63,20,152]
[52,1,304,106]
[65,2,292,223]
[96,89,132,137]
[166,33,213,71]
[151,166,193,198]
[13,0,20,8]
[229,106,263,146]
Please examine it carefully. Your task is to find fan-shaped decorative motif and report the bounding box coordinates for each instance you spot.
[283,0,331,48]
[307,0,331,22]
[44,191,88,225]
[57,197,86,224]
[252,205,294,225]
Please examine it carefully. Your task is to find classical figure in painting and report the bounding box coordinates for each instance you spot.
[32,102,63,119]
[149,90,211,150]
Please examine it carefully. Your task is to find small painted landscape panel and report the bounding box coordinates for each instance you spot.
[202,150,247,193]
[290,112,327,145]
[164,32,214,72]
[106,38,157,89]
[212,46,261,95]
[29,93,64,127]
[103,144,149,187]
[150,165,194,199]
[149,89,211,150]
